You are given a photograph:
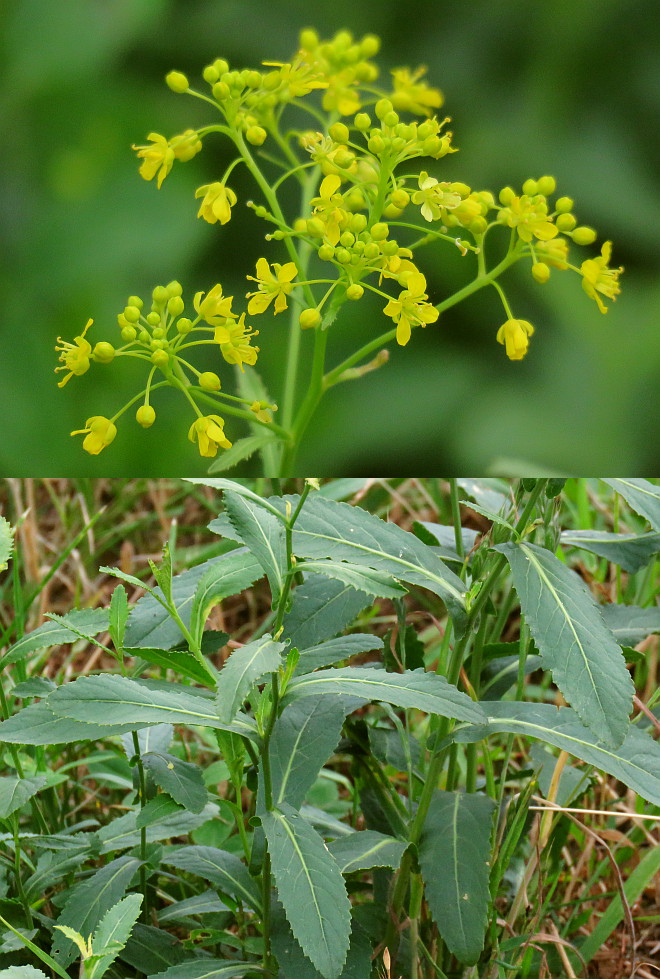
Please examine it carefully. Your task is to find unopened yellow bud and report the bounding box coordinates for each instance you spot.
[246,125,267,146]
[536,175,556,196]
[340,231,355,247]
[299,308,321,329]
[390,189,410,209]
[213,58,230,75]
[555,196,574,213]
[318,244,334,261]
[166,71,189,94]
[384,204,404,218]
[368,134,385,154]
[572,226,597,245]
[350,213,368,233]
[152,285,169,306]
[370,222,389,241]
[199,371,221,391]
[499,186,515,206]
[151,349,169,368]
[299,28,319,50]
[93,341,115,363]
[127,295,143,309]
[123,305,141,323]
[176,317,193,335]
[245,70,262,88]
[203,65,219,84]
[522,178,538,196]
[335,247,351,264]
[329,122,350,143]
[360,34,380,57]
[307,218,326,238]
[166,280,183,297]
[167,295,184,316]
[556,213,576,232]
[213,81,231,101]
[346,283,364,300]
[469,216,488,235]
[375,98,393,120]
[146,311,161,326]
[531,262,551,283]
[354,112,371,131]
[121,326,137,342]
[136,405,156,428]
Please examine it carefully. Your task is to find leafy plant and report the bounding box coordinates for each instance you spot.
[1,478,659,978]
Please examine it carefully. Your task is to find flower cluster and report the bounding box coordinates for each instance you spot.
[57,281,275,457]
[60,27,624,465]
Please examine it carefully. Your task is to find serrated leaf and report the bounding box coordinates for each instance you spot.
[125,646,217,686]
[9,677,57,699]
[189,551,265,648]
[123,551,261,650]
[109,585,129,652]
[282,496,467,637]
[147,960,260,979]
[419,791,496,965]
[0,775,48,818]
[216,635,285,723]
[0,609,110,669]
[414,521,480,561]
[561,529,660,573]
[0,700,157,746]
[262,803,351,979]
[0,969,49,979]
[223,490,287,605]
[135,794,183,829]
[600,604,660,645]
[88,893,143,979]
[453,701,660,806]
[298,560,407,599]
[284,667,485,725]
[98,804,216,852]
[294,634,384,675]
[271,897,371,979]
[327,831,408,873]
[0,515,15,572]
[494,541,633,748]
[164,845,261,910]
[121,723,173,759]
[141,753,207,813]
[51,855,142,967]
[282,576,372,651]
[45,674,258,742]
[120,922,186,974]
[267,697,347,810]
[603,478,660,531]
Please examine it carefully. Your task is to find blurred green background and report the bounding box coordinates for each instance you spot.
[2,0,659,475]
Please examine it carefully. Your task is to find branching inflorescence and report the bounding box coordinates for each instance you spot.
[56,28,623,471]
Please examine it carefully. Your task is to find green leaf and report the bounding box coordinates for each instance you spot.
[163,845,261,910]
[600,603,660,645]
[194,479,285,521]
[223,490,287,605]
[123,551,261,650]
[51,855,142,967]
[282,576,372,651]
[457,478,509,513]
[121,723,173,758]
[0,700,156,746]
[10,677,57,699]
[262,803,351,979]
[603,477,660,530]
[271,898,371,979]
[494,541,633,748]
[89,893,143,979]
[268,697,347,810]
[454,701,660,806]
[0,775,48,819]
[141,753,207,813]
[98,804,217,853]
[327,830,408,873]
[284,496,467,636]
[298,560,407,599]
[207,432,279,475]
[0,969,48,979]
[45,674,259,741]
[148,961,261,979]
[156,890,231,923]
[120,922,186,974]
[414,521,480,561]
[108,585,129,652]
[189,551,265,648]
[0,515,14,572]
[418,791,496,965]
[216,635,285,723]
[561,529,660,573]
[284,667,486,725]
[135,794,183,829]
[0,609,110,669]
[125,646,217,686]
[294,635,384,675]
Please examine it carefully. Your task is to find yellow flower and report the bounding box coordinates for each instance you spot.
[412,172,462,222]
[535,237,569,269]
[195,182,237,224]
[310,173,346,245]
[383,270,439,346]
[215,313,260,370]
[262,58,328,99]
[55,318,93,387]
[580,241,623,314]
[188,415,232,457]
[390,66,443,116]
[496,319,534,360]
[170,129,202,162]
[194,285,237,325]
[500,195,558,243]
[132,133,175,188]
[71,415,117,455]
[250,400,273,422]
[246,258,298,315]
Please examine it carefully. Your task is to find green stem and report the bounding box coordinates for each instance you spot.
[132,731,149,923]
[280,329,329,476]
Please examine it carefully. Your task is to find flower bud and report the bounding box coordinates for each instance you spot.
[350,213,368,233]
[93,341,115,363]
[375,98,393,120]
[213,59,230,75]
[123,304,141,323]
[370,222,389,241]
[367,134,385,155]
[572,226,597,245]
[150,349,170,368]
[166,280,183,297]
[556,213,576,232]
[199,371,221,391]
[499,186,515,206]
[318,244,335,261]
[340,231,355,247]
[354,112,371,131]
[536,175,556,196]
[522,178,538,196]
[246,125,267,146]
[555,196,574,213]
[213,81,231,101]
[136,405,156,428]
[346,283,364,300]
[531,262,551,283]
[127,295,143,309]
[166,71,189,94]
[360,34,380,57]
[146,311,161,326]
[152,285,169,306]
[167,295,185,317]
[390,189,410,209]
[329,122,349,143]
[177,317,193,335]
[203,65,219,84]
[121,326,137,342]
[335,247,351,264]
[299,308,321,329]
[384,110,399,128]
[307,218,326,238]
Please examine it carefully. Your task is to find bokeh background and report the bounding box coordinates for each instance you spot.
[2,0,659,475]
